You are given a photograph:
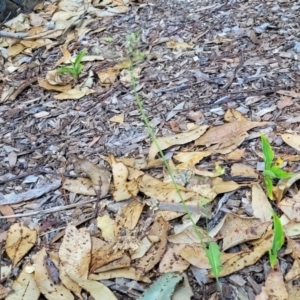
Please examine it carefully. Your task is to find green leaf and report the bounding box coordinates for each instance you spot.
[260,133,274,170]
[264,175,273,200]
[270,165,293,179]
[269,211,285,268]
[138,273,182,300]
[74,49,87,69]
[206,242,222,279]
[57,67,77,77]
[263,169,276,178]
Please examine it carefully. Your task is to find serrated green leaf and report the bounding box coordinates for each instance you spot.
[270,165,293,179]
[138,273,182,300]
[206,242,222,278]
[269,211,285,268]
[261,133,274,170]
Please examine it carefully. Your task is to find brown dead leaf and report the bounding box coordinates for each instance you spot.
[0,205,15,223]
[168,225,211,244]
[72,157,111,198]
[273,174,300,202]
[63,178,96,196]
[212,177,241,194]
[67,273,117,300]
[89,267,151,283]
[224,109,248,122]
[54,87,94,100]
[5,223,37,266]
[281,133,300,152]
[149,125,208,161]
[58,225,91,299]
[97,214,115,241]
[38,78,72,92]
[166,40,194,49]
[174,151,212,167]
[180,243,241,269]
[34,248,74,300]
[94,254,131,273]
[226,148,245,160]
[110,154,139,201]
[279,196,300,222]
[6,263,40,300]
[214,231,273,277]
[109,113,124,123]
[114,199,145,236]
[138,174,198,203]
[260,266,288,300]
[286,281,300,300]
[278,95,293,109]
[133,217,168,276]
[159,244,190,273]
[195,120,268,146]
[252,183,272,222]
[230,163,258,180]
[0,284,11,300]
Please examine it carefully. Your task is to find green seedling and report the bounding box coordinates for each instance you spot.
[57,49,87,79]
[105,37,113,42]
[126,31,222,295]
[269,211,284,268]
[260,133,293,199]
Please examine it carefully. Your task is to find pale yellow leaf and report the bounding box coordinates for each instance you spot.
[5,223,37,266]
[251,183,272,222]
[281,133,300,152]
[149,125,208,161]
[97,215,115,241]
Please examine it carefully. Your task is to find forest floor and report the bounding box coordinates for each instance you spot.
[1,0,300,299]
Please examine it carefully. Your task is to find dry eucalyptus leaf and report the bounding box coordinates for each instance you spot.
[63,178,96,196]
[133,217,168,276]
[214,231,273,277]
[279,197,300,222]
[212,177,241,194]
[159,244,190,273]
[148,125,208,161]
[72,157,111,198]
[224,109,248,122]
[114,198,145,236]
[173,151,212,167]
[137,174,197,203]
[95,254,131,273]
[34,248,74,300]
[230,163,258,180]
[251,183,272,222]
[59,225,91,299]
[97,214,115,241]
[5,223,37,266]
[260,267,288,300]
[195,120,268,146]
[89,267,151,283]
[110,154,139,201]
[6,263,40,300]
[67,273,117,300]
[281,133,300,152]
[166,40,194,49]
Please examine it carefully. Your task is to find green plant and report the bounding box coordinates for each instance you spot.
[126,31,222,292]
[57,49,87,79]
[269,211,284,268]
[260,134,293,199]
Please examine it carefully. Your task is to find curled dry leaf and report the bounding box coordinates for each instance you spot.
[109,154,139,201]
[195,120,268,147]
[273,173,300,202]
[58,225,91,299]
[5,223,37,266]
[72,156,111,198]
[95,254,131,273]
[5,263,40,300]
[148,125,208,161]
[34,248,74,300]
[133,217,169,276]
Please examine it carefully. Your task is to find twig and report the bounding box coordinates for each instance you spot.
[0,31,28,38]
[0,195,111,219]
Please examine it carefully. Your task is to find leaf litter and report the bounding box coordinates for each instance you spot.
[2,0,300,299]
